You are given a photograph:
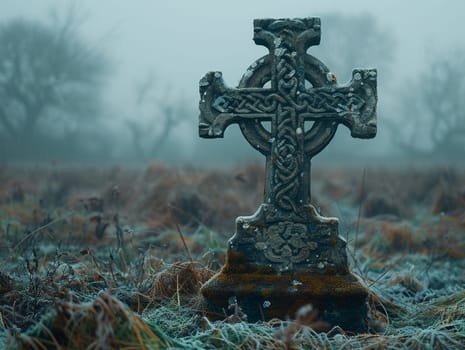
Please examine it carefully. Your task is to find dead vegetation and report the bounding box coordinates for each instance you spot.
[0,163,464,349]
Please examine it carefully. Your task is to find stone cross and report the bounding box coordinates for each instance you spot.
[199,18,377,332]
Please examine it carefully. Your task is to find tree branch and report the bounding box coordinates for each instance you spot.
[0,106,17,136]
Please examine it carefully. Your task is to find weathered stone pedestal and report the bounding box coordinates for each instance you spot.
[201,205,369,332]
[197,17,377,333]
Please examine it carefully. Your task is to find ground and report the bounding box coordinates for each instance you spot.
[0,162,464,349]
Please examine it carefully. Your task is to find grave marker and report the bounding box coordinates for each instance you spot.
[198,17,377,332]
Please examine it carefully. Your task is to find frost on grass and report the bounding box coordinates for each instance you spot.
[0,164,464,349]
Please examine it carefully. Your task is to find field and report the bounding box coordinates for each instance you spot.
[0,163,464,349]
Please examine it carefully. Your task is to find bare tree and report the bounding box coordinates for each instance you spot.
[392,50,465,159]
[0,7,108,159]
[126,75,189,161]
[315,13,395,82]
[308,13,396,158]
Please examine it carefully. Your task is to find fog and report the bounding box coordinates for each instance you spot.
[1,0,465,166]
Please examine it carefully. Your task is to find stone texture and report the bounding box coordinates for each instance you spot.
[198,17,377,332]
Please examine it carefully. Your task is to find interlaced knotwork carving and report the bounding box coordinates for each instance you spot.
[272,36,302,212]
[210,83,368,119]
[256,221,315,269]
[296,89,365,115]
[273,107,300,211]
[213,92,281,114]
[198,17,378,265]
[200,18,374,328]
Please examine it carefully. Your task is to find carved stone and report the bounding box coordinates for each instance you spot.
[199,17,377,332]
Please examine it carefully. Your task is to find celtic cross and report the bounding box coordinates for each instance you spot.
[200,18,376,214]
[199,17,377,332]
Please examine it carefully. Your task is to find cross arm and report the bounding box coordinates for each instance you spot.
[199,68,377,140]
[199,71,276,138]
[298,69,377,139]
[339,69,377,139]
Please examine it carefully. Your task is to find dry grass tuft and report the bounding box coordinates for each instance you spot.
[15,292,177,350]
[1,164,465,349]
[150,262,214,302]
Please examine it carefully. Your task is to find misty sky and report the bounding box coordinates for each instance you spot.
[3,1,464,101]
[1,0,465,161]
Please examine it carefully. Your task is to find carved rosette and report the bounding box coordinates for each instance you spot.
[231,205,349,273]
[255,221,314,269]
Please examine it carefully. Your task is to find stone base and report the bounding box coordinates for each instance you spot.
[201,271,368,333]
[201,204,369,332]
